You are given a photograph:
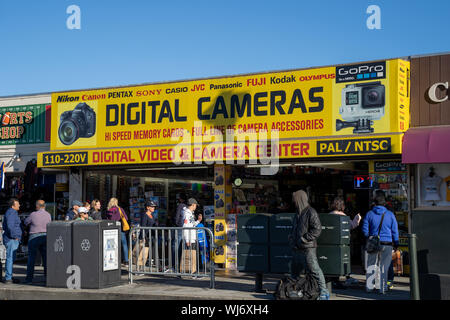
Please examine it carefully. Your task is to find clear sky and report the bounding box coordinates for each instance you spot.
[0,0,449,96]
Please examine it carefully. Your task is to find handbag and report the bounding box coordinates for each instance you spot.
[181,247,197,274]
[366,212,386,254]
[119,207,130,232]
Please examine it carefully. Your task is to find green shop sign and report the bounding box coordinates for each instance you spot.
[0,104,50,145]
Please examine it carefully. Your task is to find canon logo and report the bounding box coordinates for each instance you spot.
[338,64,384,76]
[427,81,449,103]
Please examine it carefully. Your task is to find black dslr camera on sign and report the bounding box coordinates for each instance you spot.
[58,102,96,145]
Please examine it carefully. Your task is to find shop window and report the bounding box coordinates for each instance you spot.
[415,163,450,208]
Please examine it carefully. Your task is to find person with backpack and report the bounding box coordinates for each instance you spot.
[362,194,399,294]
[288,190,330,300]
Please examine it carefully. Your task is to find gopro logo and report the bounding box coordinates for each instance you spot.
[336,62,386,83]
[338,65,384,76]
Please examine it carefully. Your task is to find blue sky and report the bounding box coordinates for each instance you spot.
[0,0,449,96]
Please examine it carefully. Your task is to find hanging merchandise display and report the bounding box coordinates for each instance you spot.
[422,167,442,204]
[416,163,450,207]
[369,160,409,233]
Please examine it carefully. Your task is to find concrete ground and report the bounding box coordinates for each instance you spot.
[0,262,410,300]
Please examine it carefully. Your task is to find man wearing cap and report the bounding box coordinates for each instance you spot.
[66,200,82,221]
[182,198,201,247]
[135,201,158,269]
[181,198,202,275]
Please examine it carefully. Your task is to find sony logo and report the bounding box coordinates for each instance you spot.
[427,81,449,103]
[338,64,384,76]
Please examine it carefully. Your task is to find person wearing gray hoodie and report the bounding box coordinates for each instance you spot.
[288,190,329,300]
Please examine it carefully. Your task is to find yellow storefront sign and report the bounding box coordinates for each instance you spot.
[38,135,403,167]
[39,59,410,166]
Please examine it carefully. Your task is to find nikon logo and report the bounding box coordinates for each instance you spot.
[57,95,80,103]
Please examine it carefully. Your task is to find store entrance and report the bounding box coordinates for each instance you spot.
[231,161,371,266]
[83,166,215,227]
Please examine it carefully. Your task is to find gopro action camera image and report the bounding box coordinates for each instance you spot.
[58,102,96,145]
[336,81,385,134]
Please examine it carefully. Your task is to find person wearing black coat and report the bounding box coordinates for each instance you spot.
[288,190,329,300]
[135,201,158,270]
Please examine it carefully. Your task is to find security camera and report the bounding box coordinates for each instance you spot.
[336,81,385,134]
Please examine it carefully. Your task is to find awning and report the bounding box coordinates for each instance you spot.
[402,126,450,163]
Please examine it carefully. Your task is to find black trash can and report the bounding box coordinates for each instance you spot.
[237,214,270,244]
[46,221,75,288]
[72,220,122,289]
[317,213,351,245]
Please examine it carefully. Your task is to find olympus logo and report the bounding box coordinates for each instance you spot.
[338,64,384,76]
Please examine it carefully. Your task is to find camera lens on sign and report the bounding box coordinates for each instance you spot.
[367,90,379,102]
[59,121,79,145]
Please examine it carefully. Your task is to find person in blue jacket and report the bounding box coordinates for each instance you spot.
[2,198,23,284]
[196,213,209,270]
[362,194,399,294]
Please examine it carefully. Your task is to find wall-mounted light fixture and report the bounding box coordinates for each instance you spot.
[5,153,21,167]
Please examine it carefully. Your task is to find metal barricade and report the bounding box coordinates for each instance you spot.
[128,226,215,289]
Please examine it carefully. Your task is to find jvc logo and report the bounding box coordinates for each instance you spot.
[338,64,384,76]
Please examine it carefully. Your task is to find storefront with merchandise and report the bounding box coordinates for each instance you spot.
[38,57,411,270]
[402,53,450,298]
[0,94,68,219]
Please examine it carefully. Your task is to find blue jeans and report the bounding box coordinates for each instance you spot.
[26,233,47,282]
[388,260,394,282]
[5,239,20,281]
[366,245,393,293]
[121,232,129,263]
[291,248,329,296]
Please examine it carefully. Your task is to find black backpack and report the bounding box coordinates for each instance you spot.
[274,274,320,300]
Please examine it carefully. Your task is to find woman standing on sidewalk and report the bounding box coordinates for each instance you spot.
[106,198,129,266]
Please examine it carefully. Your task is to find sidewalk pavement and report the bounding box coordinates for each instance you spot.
[0,263,410,300]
